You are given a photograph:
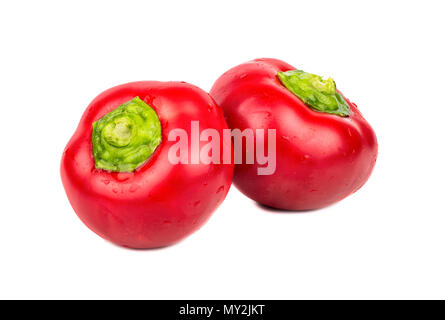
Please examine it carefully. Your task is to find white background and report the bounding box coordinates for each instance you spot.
[1,0,444,299]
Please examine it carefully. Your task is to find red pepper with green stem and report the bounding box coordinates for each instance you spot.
[61,81,233,248]
[210,58,378,210]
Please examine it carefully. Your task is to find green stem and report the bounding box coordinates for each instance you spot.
[92,97,162,172]
[277,70,350,117]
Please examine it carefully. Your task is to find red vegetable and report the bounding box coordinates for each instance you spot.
[210,58,377,210]
[61,81,233,248]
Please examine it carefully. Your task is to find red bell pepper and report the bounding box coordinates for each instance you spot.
[61,81,233,248]
[210,58,378,210]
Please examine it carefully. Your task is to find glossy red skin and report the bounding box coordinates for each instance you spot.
[210,58,378,210]
[61,81,234,248]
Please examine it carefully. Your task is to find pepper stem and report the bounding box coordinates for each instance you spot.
[277,70,350,117]
[92,97,162,172]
